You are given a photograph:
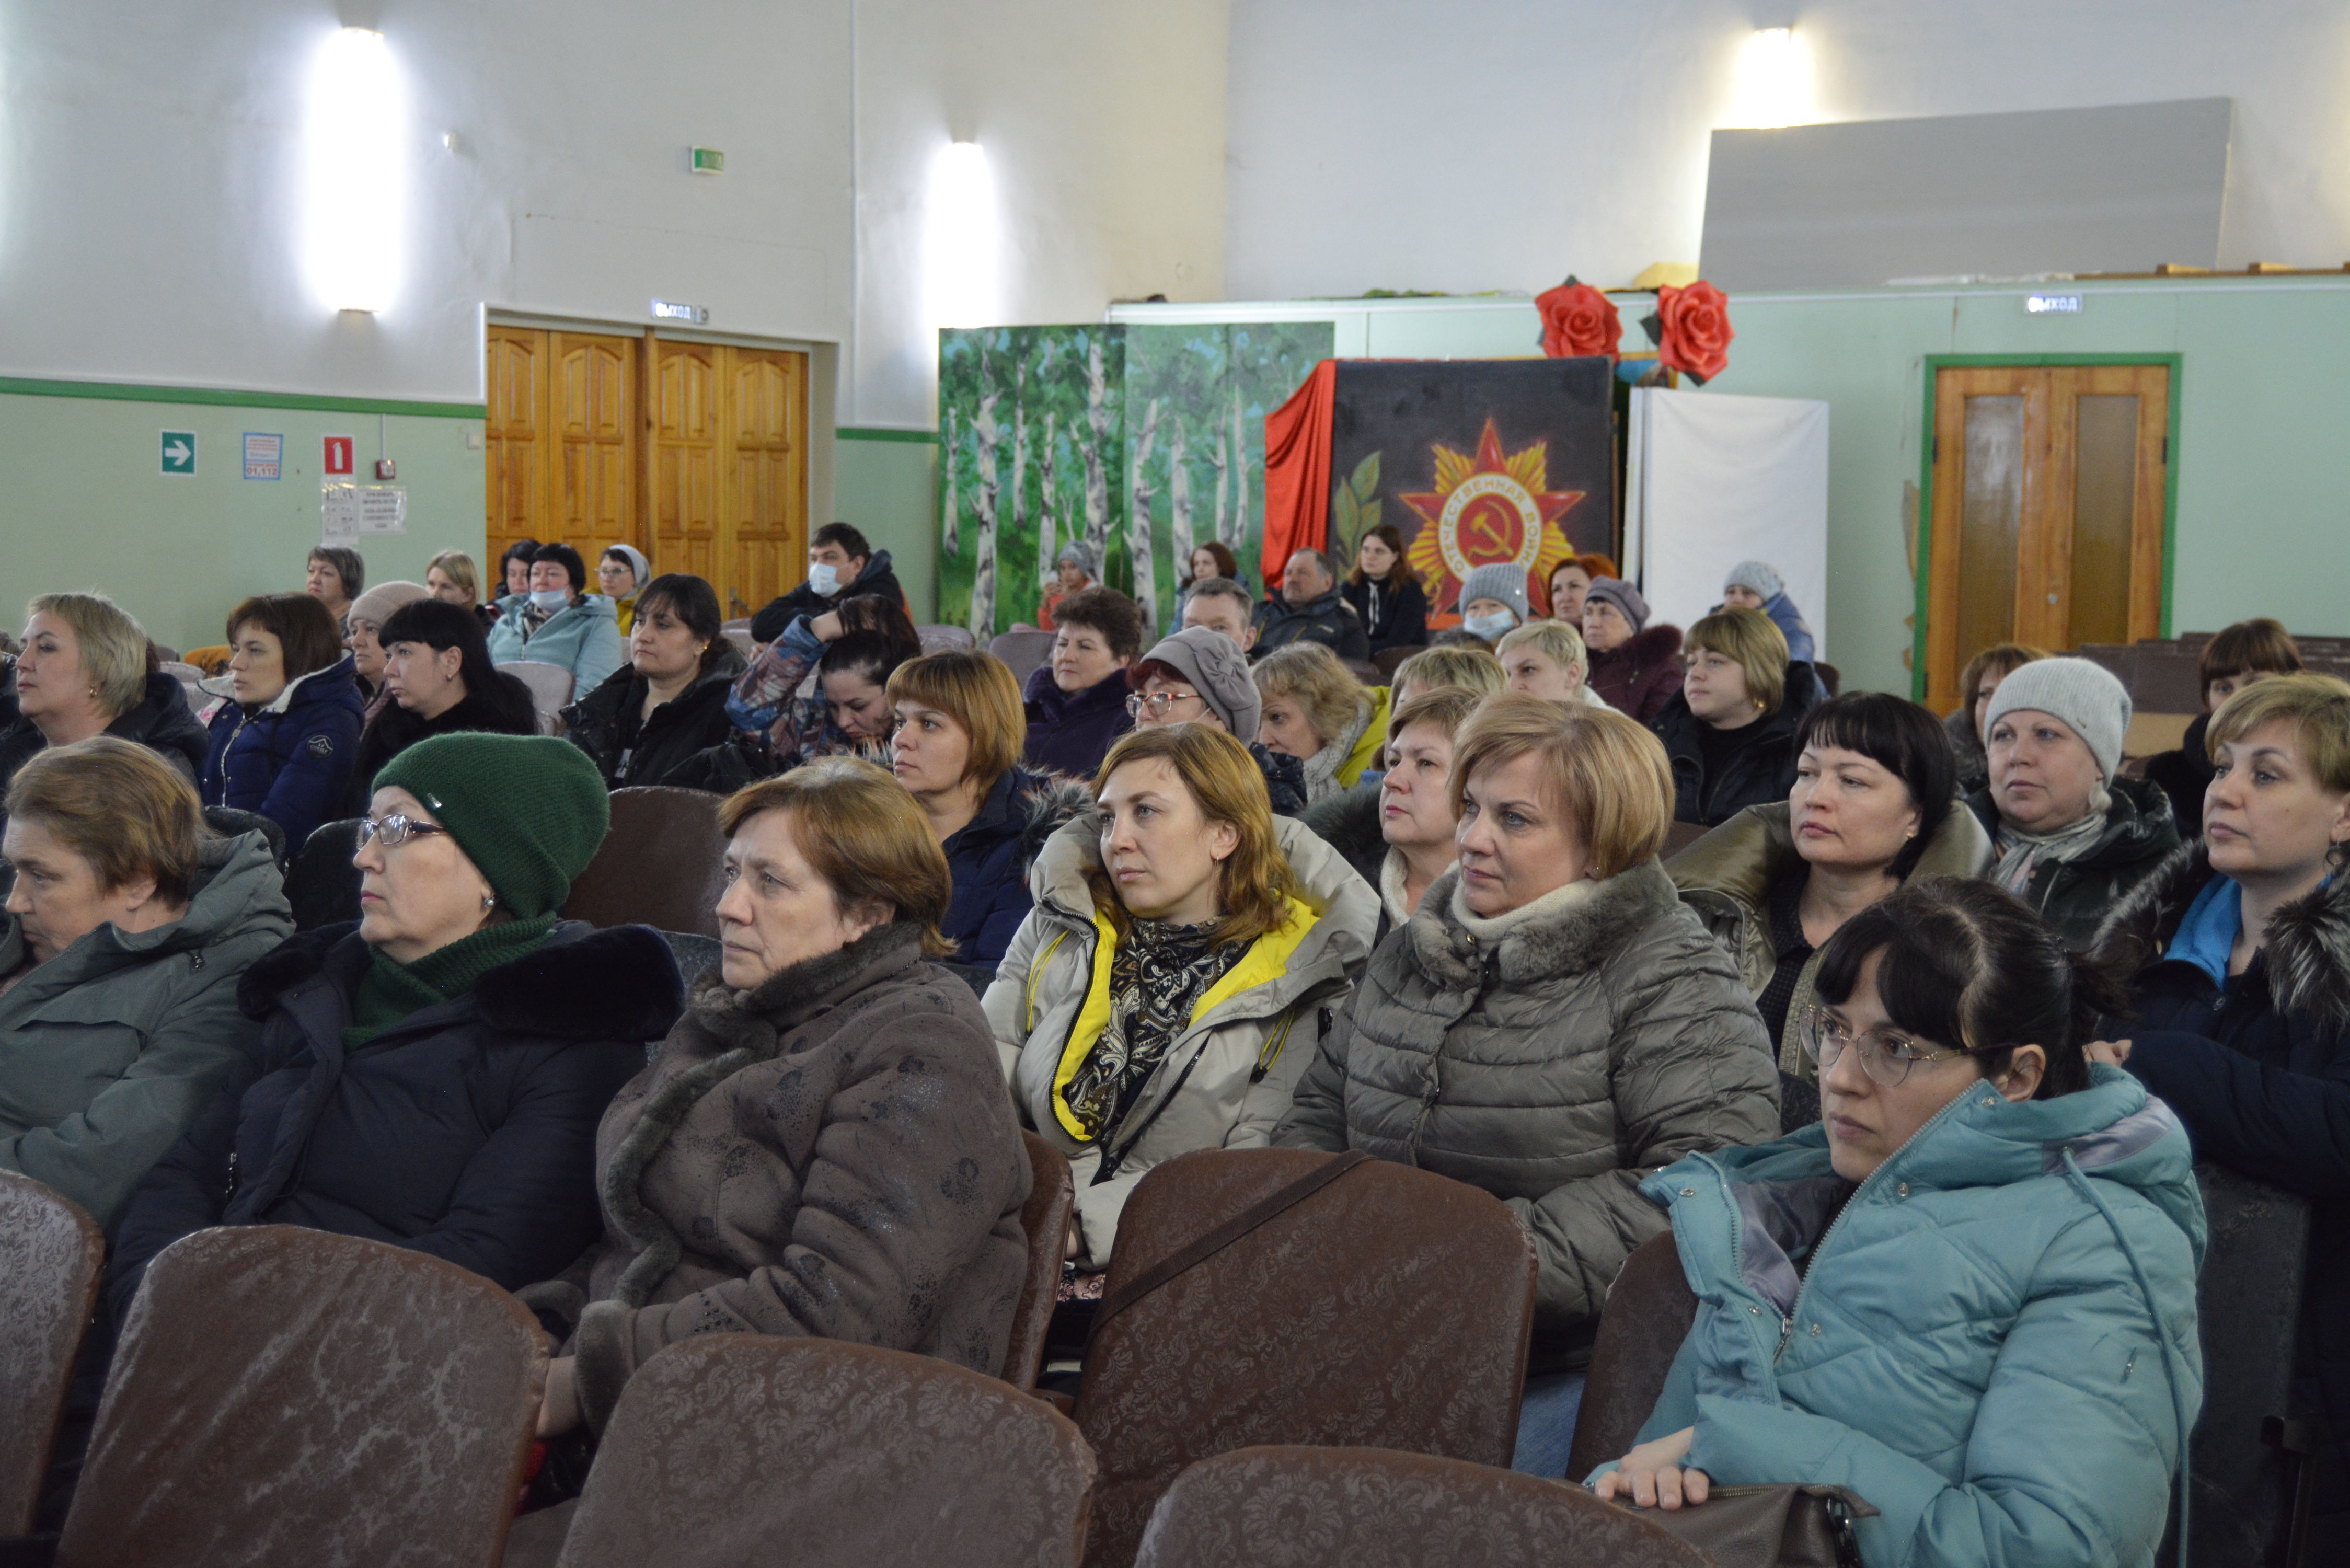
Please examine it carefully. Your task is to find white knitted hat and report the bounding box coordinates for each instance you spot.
[1983,656,2133,780]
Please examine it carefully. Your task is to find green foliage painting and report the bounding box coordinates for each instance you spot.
[937,320,1334,638]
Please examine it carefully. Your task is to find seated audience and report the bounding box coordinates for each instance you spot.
[1456,562,1531,643]
[111,734,671,1316]
[498,539,542,607]
[1388,642,1505,707]
[1126,625,1306,815]
[1673,692,1991,1075]
[989,724,1376,1272]
[425,548,498,632]
[199,593,365,852]
[344,600,538,812]
[1252,547,1369,661]
[2090,672,2350,1545]
[0,739,292,1231]
[1180,574,1259,653]
[2144,617,2305,831]
[748,521,908,645]
[1182,539,1244,601]
[1652,608,1822,827]
[0,594,208,819]
[1718,559,1816,663]
[596,545,651,634]
[1595,879,2202,1568]
[1038,540,1096,629]
[1945,641,2047,795]
[1495,619,1602,707]
[1968,656,2179,949]
[723,592,924,780]
[531,758,1028,1439]
[562,574,747,791]
[1023,586,1141,778]
[306,544,365,628]
[1546,551,1616,626]
[1582,578,1685,723]
[885,649,1043,969]
[1301,687,1481,946]
[343,580,430,709]
[1253,642,1390,805]
[1343,525,1428,654]
[488,541,626,695]
[1276,696,1778,1477]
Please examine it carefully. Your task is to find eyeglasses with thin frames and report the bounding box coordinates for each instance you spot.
[356,813,452,851]
[1125,688,1204,720]
[1795,1005,2001,1088]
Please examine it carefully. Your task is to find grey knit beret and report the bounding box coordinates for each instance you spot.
[1983,656,2133,780]
[1583,577,1651,633]
[1459,563,1530,623]
[1136,626,1260,739]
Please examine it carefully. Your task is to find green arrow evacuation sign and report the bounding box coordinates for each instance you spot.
[160,431,197,476]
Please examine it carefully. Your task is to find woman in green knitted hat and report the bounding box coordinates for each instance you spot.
[108,732,685,1316]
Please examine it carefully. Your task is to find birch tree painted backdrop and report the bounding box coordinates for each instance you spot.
[936,321,1333,637]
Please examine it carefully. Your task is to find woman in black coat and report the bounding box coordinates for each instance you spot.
[1341,524,1428,655]
[109,733,680,1316]
[342,598,539,814]
[1651,609,1821,827]
[561,574,747,790]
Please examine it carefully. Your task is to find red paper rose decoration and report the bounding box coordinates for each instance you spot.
[1653,280,1735,383]
[1536,279,1621,362]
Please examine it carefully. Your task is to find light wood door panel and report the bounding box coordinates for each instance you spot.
[724,348,806,618]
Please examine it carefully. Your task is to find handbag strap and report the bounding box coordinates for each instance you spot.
[1091,1150,1372,1335]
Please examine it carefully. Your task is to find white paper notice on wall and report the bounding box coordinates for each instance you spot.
[322,483,408,540]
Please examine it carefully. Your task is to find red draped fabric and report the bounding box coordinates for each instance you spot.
[1259,359,1338,587]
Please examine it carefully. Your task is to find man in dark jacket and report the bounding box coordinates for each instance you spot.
[1252,548,1369,662]
[748,523,907,644]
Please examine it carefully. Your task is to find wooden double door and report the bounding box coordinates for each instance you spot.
[486,325,807,619]
[1921,362,2172,714]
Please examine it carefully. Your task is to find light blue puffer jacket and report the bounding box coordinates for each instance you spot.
[1598,1065,2205,1568]
[487,592,626,696]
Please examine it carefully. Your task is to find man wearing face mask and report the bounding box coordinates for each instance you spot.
[1250,548,1369,663]
[748,523,907,645]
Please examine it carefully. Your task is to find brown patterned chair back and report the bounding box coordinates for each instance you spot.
[0,1172,102,1533]
[1075,1148,1536,1568]
[57,1226,546,1568]
[1133,1445,1711,1568]
[551,1336,1095,1568]
[1565,1232,1700,1481]
[562,786,728,937]
[1007,1132,1077,1390]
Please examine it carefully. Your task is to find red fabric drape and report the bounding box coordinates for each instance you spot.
[1259,359,1338,588]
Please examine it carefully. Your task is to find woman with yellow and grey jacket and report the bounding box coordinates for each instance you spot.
[983,722,1377,1269]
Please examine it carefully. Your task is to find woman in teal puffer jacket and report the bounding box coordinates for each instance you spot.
[1592,877,2205,1568]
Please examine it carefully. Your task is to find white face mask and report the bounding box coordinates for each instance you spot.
[807,562,841,597]
[529,588,570,610]
[1463,611,1516,640]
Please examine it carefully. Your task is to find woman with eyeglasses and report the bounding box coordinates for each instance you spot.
[1125,626,1308,815]
[109,733,681,1316]
[1592,877,2204,1568]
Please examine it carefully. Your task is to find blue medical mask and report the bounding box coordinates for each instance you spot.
[808,562,842,597]
[529,587,570,610]
[1464,611,1516,640]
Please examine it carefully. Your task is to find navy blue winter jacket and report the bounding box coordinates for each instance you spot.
[106,920,681,1321]
[199,655,366,854]
[942,768,1050,969]
[1022,663,1134,780]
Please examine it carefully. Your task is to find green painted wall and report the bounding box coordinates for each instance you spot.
[835,430,940,621]
[0,384,486,657]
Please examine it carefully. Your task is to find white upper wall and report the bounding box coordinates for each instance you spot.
[1225,0,2350,298]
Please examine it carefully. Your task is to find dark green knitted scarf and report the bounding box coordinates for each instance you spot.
[340,914,558,1050]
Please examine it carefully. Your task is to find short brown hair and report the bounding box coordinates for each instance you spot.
[886,650,1027,789]
[1252,642,1367,748]
[1391,644,1505,701]
[26,592,153,717]
[7,735,205,904]
[1089,724,1298,948]
[719,758,954,956]
[1960,642,2048,707]
[2206,672,2350,791]
[1052,585,1144,662]
[1684,607,1791,716]
[425,550,479,604]
[2201,618,2303,700]
[307,545,365,598]
[1449,693,1672,878]
[225,592,346,680]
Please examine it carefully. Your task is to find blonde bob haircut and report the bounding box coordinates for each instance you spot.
[1448,693,1672,879]
[1087,723,1299,949]
[1684,607,1791,717]
[425,550,480,605]
[719,757,955,957]
[885,650,1027,790]
[1387,686,1486,751]
[1390,643,1504,701]
[2207,672,2350,793]
[26,592,153,719]
[1252,642,1368,749]
[7,735,206,905]
[1494,619,1589,683]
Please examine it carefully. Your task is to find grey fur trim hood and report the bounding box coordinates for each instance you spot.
[2091,841,2350,1031]
[1409,859,1680,989]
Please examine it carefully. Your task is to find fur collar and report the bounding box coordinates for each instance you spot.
[1407,857,1679,989]
[1592,624,1685,665]
[1300,780,1384,864]
[687,920,923,1045]
[1020,775,1096,866]
[2091,843,2350,1029]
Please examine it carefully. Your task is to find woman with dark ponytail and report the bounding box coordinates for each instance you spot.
[1594,877,2205,1568]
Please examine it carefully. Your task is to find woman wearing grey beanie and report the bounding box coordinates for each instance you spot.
[1964,656,2180,948]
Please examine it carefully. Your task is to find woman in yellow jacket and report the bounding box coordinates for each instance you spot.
[1251,642,1391,807]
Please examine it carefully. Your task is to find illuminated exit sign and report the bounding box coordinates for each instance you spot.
[2024,293,2083,314]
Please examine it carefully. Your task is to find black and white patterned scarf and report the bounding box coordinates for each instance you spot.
[1061,916,1245,1144]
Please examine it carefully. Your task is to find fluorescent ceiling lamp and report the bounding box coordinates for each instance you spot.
[1729,27,1815,130]
[305,28,404,313]
[925,141,999,330]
